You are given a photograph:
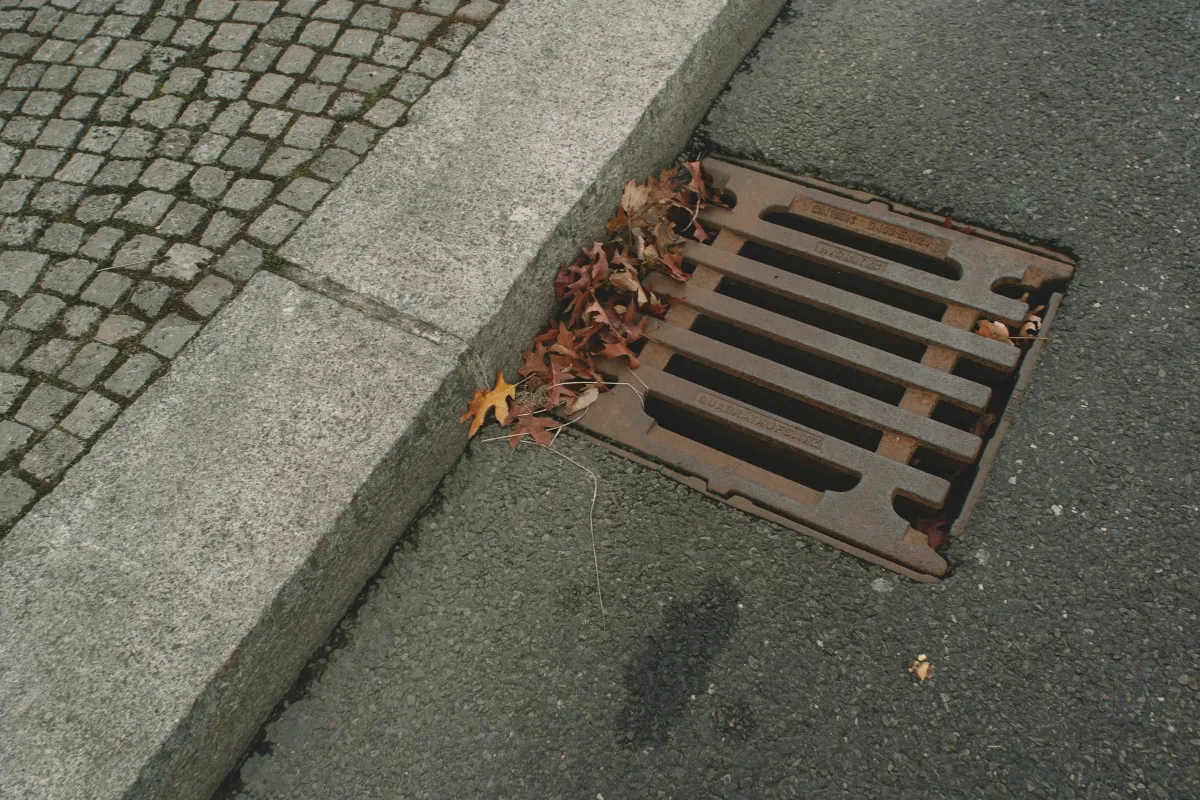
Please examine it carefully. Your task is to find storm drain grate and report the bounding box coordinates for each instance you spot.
[569,158,1074,580]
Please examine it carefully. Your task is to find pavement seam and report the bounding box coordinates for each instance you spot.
[265,259,490,384]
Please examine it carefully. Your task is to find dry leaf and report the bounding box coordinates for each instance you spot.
[620,180,651,218]
[971,411,997,439]
[459,371,517,438]
[546,359,577,407]
[463,161,726,434]
[974,319,1011,344]
[598,338,640,368]
[909,654,935,681]
[567,387,599,414]
[509,414,558,449]
[518,343,549,379]
[609,269,641,295]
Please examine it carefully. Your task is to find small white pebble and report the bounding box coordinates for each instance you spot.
[1051,504,1064,516]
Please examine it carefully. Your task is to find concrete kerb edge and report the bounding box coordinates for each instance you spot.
[132,350,474,800]
[0,273,475,800]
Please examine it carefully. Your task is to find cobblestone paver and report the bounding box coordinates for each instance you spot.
[0,0,504,534]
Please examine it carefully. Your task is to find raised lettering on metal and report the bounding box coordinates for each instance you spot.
[695,392,824,450]
[795,198,952,258]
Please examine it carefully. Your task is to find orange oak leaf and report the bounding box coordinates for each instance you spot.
[611,246,638,270]
[459,371,516,438]
[584,298,619,331]
[550,322,584,358]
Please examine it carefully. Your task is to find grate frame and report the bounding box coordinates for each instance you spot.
[567,157,1074,580]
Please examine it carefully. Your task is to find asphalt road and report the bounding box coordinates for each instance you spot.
[223,1,1200,797]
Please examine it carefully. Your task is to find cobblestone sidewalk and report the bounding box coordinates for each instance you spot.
[0,0,502,534]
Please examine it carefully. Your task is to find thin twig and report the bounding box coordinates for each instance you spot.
[546,379,645,404]
[474,404,594,446]
[477,422,606,627]
[686,196,702,232]
[627,370,650,406]
[533,441,605,628]
[481,433,607,627]
[551,405,588,444]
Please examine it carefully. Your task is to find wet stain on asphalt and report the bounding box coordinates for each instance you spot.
[620,578,741,745]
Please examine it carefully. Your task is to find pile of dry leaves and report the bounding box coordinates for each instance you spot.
[460,161,728,447]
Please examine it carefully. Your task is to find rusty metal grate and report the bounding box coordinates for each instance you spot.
[569,157,1074,580]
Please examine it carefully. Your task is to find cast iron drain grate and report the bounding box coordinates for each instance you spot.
[568,157,1074,580]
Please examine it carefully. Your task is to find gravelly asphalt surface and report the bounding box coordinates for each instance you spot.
[225,1,1200,797]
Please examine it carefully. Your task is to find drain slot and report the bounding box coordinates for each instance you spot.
[715,278,929,362]
[644,394,861,493]
[569,157,1074,580]
[689,316,907,405]
[663,354,885,451]
[763,210,962,280]
[739,239,948,320]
